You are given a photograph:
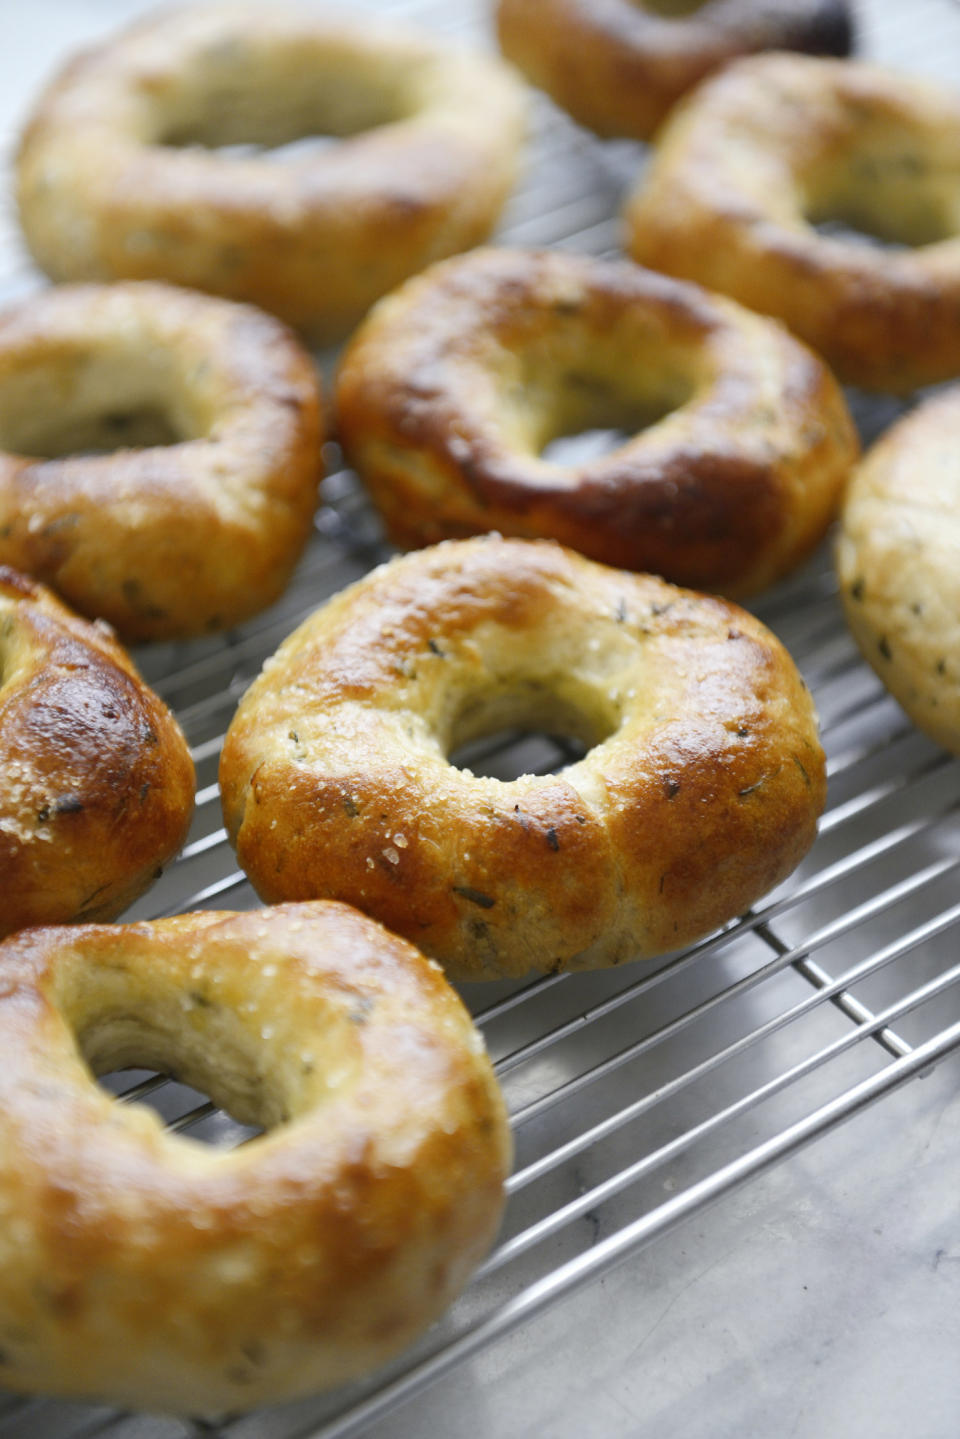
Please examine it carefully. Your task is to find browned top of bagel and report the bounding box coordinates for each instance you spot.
[0,567,194,935]
[0,281,322,641]
[336,248,857,597]
[220,536,826,980]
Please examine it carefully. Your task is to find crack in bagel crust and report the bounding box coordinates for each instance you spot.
[0,567,194,936]
[219,537,827,981]
[335,248,858,598]
[496,0,853,141]
[0,903,510,1413]
[0,282,323,642]
[15,4,527,342]
[626,54,960,393]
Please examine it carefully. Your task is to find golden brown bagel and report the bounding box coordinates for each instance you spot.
[625,54,960,392]
[16,4,526,342]
[0,901,510,1413]
[219,536,827,981]
[497,0,853,140]
[0,281,322,642]
[0,567,194,937]
[336,248,858,598]
[837,387,960,753]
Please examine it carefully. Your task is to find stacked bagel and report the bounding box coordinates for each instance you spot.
[0,0,956,1420]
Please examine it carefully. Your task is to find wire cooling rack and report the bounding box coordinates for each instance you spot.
[1,2,959,1437]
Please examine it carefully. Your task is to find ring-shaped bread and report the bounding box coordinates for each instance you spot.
[0,281,322,642]
[335,248,858,598]
[16,4,526,342]
[625,54,960,392]
[497,0,853,140]
[0,901,510,1413]
[837,387,960,753]
[219,536,827,981]
[0,567,194,937]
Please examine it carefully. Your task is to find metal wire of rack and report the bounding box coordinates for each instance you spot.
[0,2,959,1437]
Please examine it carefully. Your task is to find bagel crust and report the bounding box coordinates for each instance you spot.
[0,282,322,642]
[336,248,858,598]
[625,54,960,392]
[220,537,826,981]
[16,4,526,342]
[837,387,960,753]
[497,0,853,140]
[0,902,510,1413]
[0,567,194,937]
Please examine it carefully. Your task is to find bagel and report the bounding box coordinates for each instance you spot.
[219,536,827,981]
[0,281,322,642]
[335,248,858,598]
[496,0,853,140]
[837,387,960,753]
[16,4,526,342]
[0,901,510,1413]
[0,566,194,938]
[625,53,960,392]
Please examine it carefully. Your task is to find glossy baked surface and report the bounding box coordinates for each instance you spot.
[0,281,323,641]
[0,566,194,934]
[337,247,858,597]
[220,536,826,979]
[837,385,960,751]
[0,902,510,1413]
[626,53,960,391]
[16,3,527,341]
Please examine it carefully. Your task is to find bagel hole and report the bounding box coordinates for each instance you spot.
[809,209,950,250]
[156,64,412,154]
[0,355,197,459]
[450,727,588,780]
[97,1068,262,1148]
[172,136,340,162]
[537,379,691,465]
[447,682,613,779]
[78,1002,296,1147]
[806,145,958,248]
[4,406,184,460]
[541,426,639,466]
